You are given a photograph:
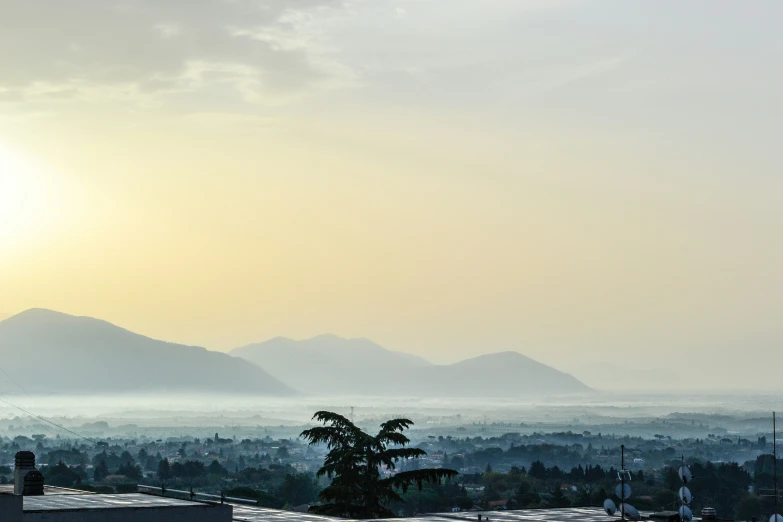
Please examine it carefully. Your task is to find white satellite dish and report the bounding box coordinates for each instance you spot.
[678,465,692,483]
[679,505,693,522]
[620,503,641,521]
[615,483,632,500]
[603,498,616,516]
[770,515,783,522]
[678,486,692,504]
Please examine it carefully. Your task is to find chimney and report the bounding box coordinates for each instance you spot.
[14,451,37,495]
[23,471,44,496]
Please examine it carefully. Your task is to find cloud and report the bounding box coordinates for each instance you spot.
[0,0,356,111]
[154,24,182,39]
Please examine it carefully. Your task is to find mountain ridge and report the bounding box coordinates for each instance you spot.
[0,309,296,396]
[232,336,590,396]
[0,309,590,397]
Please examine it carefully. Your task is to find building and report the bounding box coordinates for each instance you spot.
[1,452,232,522]
[3,451,699,522]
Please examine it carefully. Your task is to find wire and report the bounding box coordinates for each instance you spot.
[0,359,62,440]
[0,366,27,395]
[0,367,59,439]
[0,395,99,445]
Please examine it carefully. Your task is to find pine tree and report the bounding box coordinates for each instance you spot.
[301,411,458,519]
[93,460,109,482]
[157,457,171,481]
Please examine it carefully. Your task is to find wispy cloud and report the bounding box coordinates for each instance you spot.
[0,0,355,112]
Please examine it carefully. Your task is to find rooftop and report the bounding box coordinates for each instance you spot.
[23,493,213,513]
[0,485,86,496]
[230,507,623,522]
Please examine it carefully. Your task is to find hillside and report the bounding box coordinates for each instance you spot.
[232,334,421,395]
[414,351,591,397]
[0,309,296,395]
[232,336,589,396]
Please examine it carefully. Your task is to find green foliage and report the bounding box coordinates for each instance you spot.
[116,483,138,494]
[43,461,86,488]
[157,458,171,481]
[548,487,571,508]
[301,411,459,519]
[93,460,110,482]
[116,462,142,481]
[46,448,87,466]
[171,460,206,478]
[734,494,762,521]
[278,472,320,506]
[276,446,290,459]
[208,459,228,476]
[515,479,541,508]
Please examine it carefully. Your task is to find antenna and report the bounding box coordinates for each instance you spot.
[604,444,638,520]
[760,413,783,522]
[678,455,693,521]
[350,406,355,424]
[621,445,625,521]
[773,412,781,522]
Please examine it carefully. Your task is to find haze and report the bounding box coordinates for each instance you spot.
[1,1,782,388]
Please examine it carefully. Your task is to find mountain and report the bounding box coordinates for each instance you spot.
[232,334,420,395]
[232,336,589,396]
[391,351,433,367]
[414,351,590,397]
[0,309,296,395]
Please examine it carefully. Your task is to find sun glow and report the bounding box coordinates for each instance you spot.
[0,142,52,247]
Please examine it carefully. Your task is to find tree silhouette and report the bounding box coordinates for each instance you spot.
[301,411,458,518]
[157,458,171,481]
[93,459,109,482]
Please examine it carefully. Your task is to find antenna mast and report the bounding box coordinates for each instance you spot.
[676,455,693,521]
[603,444,636,519]
[776,411,778,519]
[621,445,625,521]
[681,455,685,515]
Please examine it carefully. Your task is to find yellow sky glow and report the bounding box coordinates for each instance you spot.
[1,0,782,389]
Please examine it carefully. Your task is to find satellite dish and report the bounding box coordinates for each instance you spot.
[679,506,693,522]
[615,483,632,500]
[770,515,783,522]
[603,498,616,516]
[678,465,692,483]
[678,486,692,504]
[620,503,641,521]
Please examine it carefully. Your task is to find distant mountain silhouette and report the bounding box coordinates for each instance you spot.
[232,334,421,395]
[391,351,433,367]
[232,336,589,396]
[0,309,296,395]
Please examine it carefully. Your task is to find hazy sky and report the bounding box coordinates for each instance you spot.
[1,1,782,386]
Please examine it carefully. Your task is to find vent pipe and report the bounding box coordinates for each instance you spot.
[14,451,38,496]
[23,471,44,496]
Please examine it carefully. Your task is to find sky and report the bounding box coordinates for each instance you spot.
[1,1,782,388]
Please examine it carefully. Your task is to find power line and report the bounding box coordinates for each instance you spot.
[0,395,99,445]
[0,363,60,440]
[0,361,96,445]
[0,365,27,394]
